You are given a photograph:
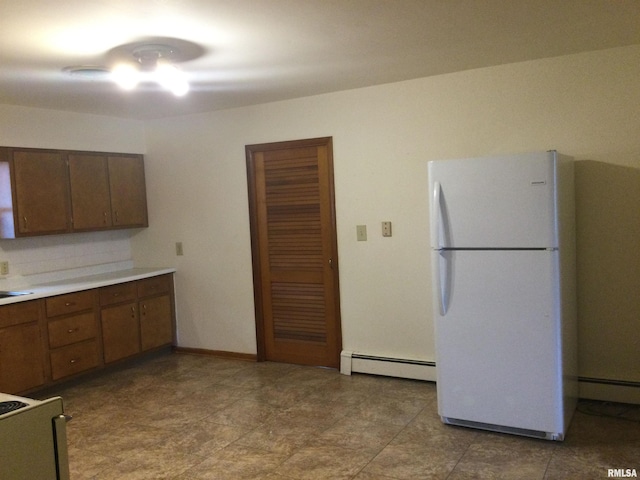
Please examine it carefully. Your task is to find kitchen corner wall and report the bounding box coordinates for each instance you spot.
[136,44,640,400]
[0,105,145,279]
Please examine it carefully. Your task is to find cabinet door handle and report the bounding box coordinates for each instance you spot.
[23,216,27,230]
[114,210,119,224]
[131,306,136,318]
[103,211,108,224]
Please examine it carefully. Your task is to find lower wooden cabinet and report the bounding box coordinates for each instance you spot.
[0,273,175,395]
[138,275,174,351]
[100,274,175,364]
[0,301,46,394]
[140,295,173,351]
[101,302,141,363]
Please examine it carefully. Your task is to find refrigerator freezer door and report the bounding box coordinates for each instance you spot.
[429,151,558,249]
[434,249,564,435]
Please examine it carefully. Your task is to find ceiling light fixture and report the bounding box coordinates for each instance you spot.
[112,44,189,96]
[63,38,203,98]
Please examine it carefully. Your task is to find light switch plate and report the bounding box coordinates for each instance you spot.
[175,242,184,256]
[356,225,367,241]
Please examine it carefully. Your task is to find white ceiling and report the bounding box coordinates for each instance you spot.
[1,0,639,120]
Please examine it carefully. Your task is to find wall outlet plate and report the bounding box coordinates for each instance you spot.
[382,221,392,237]
[0,261,8,275]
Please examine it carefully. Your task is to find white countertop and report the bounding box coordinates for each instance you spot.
[0,267,176,306]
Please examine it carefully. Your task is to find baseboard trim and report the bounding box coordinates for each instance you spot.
[173,346,257,362]
[340,351,436,382]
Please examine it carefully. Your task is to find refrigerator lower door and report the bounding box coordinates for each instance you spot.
[433,249,565,439]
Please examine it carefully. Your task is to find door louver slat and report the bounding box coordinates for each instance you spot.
[264,151,326,343]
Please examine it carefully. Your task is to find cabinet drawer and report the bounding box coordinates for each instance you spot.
[50,340,100,380]
[99,282,137,306]
[0,300,41,329]
[48,312,97,349]
[46,290,95,317]
[137,275,171,298]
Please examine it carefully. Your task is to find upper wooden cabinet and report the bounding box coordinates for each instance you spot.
[68,153,148,231]
[0,147,148,238]
[108,155,148,228]
[10,149,71,236]
[68,153,113,230]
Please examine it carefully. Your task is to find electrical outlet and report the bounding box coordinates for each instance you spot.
[382,221,392,237]
[175,242,184,256]
[0,261,8,275]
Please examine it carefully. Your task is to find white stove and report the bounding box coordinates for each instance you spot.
[0,393,70,480]
[0,392,34,414]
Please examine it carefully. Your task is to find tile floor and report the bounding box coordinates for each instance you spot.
[38,352,640,479]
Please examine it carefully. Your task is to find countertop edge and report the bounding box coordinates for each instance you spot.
[0,268,177,305]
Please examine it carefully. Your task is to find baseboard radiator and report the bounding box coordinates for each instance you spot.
[340,351,640,404]
[340,351,436,382]
[578,376,640,404]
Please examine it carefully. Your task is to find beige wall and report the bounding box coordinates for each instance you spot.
[0,45,637,392]
[136,44,640,386]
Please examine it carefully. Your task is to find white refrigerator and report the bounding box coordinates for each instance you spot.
[428,150,578,441]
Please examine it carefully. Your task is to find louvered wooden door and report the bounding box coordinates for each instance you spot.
[246,137,341,368]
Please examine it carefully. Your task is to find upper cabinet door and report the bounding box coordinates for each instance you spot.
[108,155,148,228]
[68,154,113,230]
[12,149,71,236]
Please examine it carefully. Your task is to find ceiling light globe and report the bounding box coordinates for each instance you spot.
[155,62,189,96]
[170,81,189,97]
[112,63,139,90]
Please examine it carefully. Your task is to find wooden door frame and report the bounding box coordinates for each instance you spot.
[245,136,342,363]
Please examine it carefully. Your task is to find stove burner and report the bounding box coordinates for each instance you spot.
[0,400,29,415]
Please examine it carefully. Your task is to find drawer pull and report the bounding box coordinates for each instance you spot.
[113,292,120,297]
[65,302,76,307]
[70,359,77,364]
[67,328,79,334]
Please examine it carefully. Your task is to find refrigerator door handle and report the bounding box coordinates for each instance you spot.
[436,250,451,315]
[431,181,442,249]
[432,181,451,249]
